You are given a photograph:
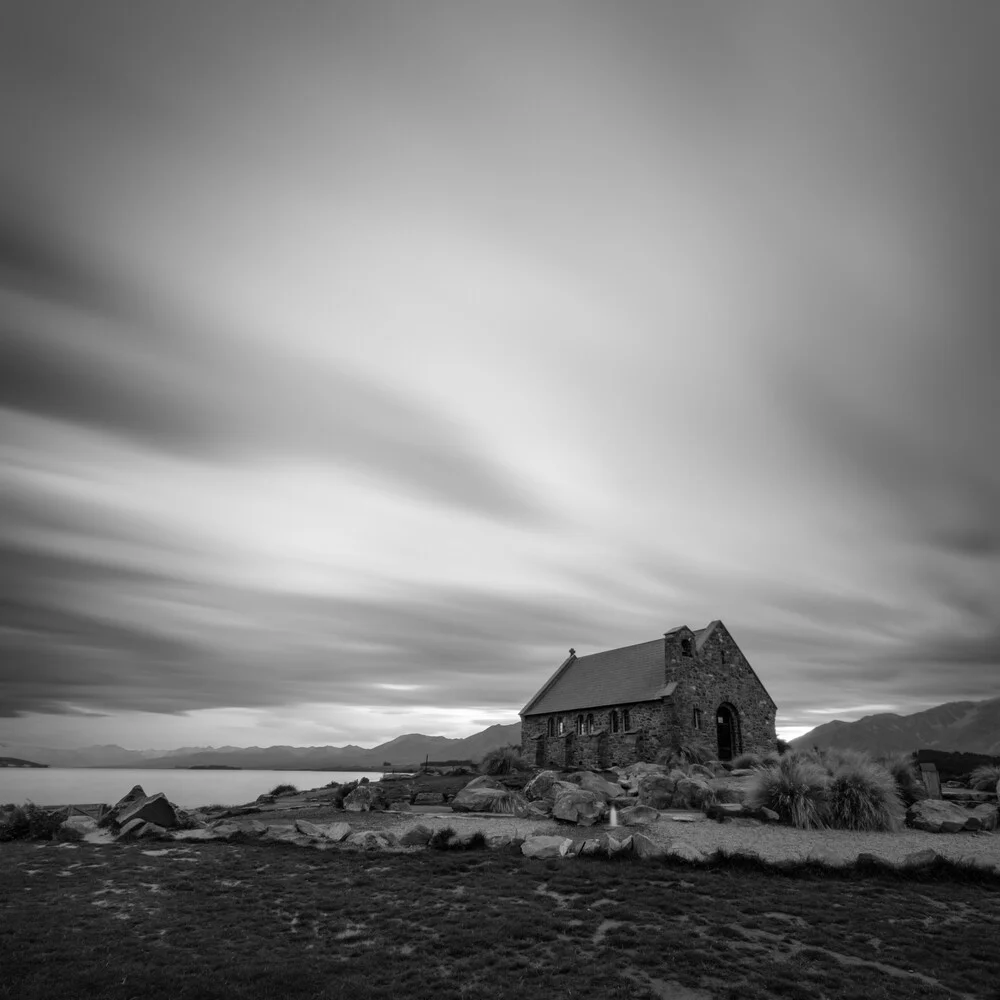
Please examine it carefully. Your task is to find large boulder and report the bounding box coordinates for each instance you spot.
[413,792,445,805]
[618,762,667,781]
[521,835,574,859]
[563,772,624,801]
[907,799,979,833]
[552,786,606,826]
[117,793,179,831]
[637,773,679,809]
[630,832,667,859]
[618,804,660,827]
[450,785,528,815]
[969,803,999,832]
[671,777,716,811]
[668,841,707,863]
[346,831,394,850]
[98,785,147,829]
[399,824,433,847]
[343,784,385,812]
[523,770,562,801]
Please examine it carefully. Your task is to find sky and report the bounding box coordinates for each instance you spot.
[1,2,997,750]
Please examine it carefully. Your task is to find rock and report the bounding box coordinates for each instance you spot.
[668,842,706,863]
[209,822,243,840]
[705,803,743,822]
[630,832,667,859]
[671,777,716,810]
[856,852,891,868]
[907,799,979,833]
[760,807,780,823]
[117,818,146,839]
[294,819,328,839]
[450,786,528,815]
[137,822,169,840]
[343,784,385,812]
[970,803,999,832]
[564,771,625,800]
[399,824,433,846]
[345,831,392,850]
[710,783,748,805]
[413,792,445,805]
[578,838,603,856]
[523,770,562,801]
[262,825,308,844]
[618,762,667,780]
[618,805,659,827]
[98,785,147,828]
[670,814,703,823]
[388,800,412,812]
[486,834,512,850]
[552,787,606,826]
[521,835,574,859]
[527,801,552,818]
[60,816,97,836]
[805,849,851,868]
[902,849,940,870]
[637,773,678,809]
[321,822,352,843]
[118,793,179,831]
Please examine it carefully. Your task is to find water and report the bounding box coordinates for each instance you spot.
[0,768,384,810]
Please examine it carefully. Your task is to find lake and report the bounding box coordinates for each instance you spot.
[0,768,384,809]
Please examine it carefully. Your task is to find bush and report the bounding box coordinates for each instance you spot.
[428,826,457,850]
[731,752,762,769]
[775,738,792,756]
[745,756,830,829]
[0,803,68,842]
[877,751,927,806]
[479,745,527,775]
[678,740,716,765]
[827,754,905,832]
[969,764,1000,791]
[269,784,298,797]
[331,780,359,808]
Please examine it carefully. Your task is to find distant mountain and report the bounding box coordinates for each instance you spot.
[0,757,47,768]
[0,723,522,770]
[790,697,1000,756]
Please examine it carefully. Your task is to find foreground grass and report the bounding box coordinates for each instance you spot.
[1,842,997,1000]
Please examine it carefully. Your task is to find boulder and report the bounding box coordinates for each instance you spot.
[263,825,310,845]
[527,801,552,819]
[399,824,433,847]
[605,834,633,856]
[343,784,384,812]
[450,786,528,815]
[98,785,147,828]
[901,849,940,870]
[578,838,604,856]
[760,807,780,823]
[486,834,513,850]
[60,815,97,837]
[345,831,393,850]
[523,770,562,801]
[630,832,667,860]
[320,822,352,843]
[705,803,743,822]
[637,773,678,809]
[907,799,979,833]
[294,819,328,839]
[209,822,243,840]
[564,771,625,800]
[969,803,999,832]
[117,818,146,839]
[618,805,659,827]
[618,762,667,781]
[118,793,179,831]
[413,792,445,805]
[804,849,851,868]
[521,835,574,859]
[552,787,606,826]
[668,841,707,863]
[671,777,716,811]
[136,822,169,840]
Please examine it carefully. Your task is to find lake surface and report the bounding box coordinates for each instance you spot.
[0,768,384,809]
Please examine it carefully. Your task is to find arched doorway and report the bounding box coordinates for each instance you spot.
[716,704,739,761]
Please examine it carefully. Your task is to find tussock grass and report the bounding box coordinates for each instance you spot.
[970,763,1000,790]
[730,752,761,769]
[745,756,830,829]
[876,751,927,806]
[479,745,527,775]
[827,756,905,832]
[269,783,298,796]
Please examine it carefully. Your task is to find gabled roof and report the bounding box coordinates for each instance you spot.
[521,638,667,716]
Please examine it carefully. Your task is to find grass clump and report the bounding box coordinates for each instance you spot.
[269,784,298,797]
[827,755,905,832]
[876,751,927,806]
[479,744,527,775]
[969,763,1000,790]
[477,790,531,816]
[745,755,830,829]
[731,752,762,769]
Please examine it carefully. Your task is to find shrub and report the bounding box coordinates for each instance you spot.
[269,784,298,797]
[677,739,716,765]
[775,738,792,756]
[827,755,905,832]
[731,752,762,769]
[331,780,359,808]
[969,764,1000,791]
[877,751,927,806]
[428,826,457,850]
[745,756,830,829]
[479,745,527,775]
[0,803,68,842]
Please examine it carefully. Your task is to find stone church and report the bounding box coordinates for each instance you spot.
[519,620,777,770]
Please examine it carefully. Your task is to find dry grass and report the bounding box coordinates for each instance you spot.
[2,839,997,1000]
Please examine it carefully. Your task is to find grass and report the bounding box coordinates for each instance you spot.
[479,745,528,775]
[2,840,997,1000]
[746,755,830,829]
[827,758,905,832]
[969,764,1000,790]
[268,784,298,797]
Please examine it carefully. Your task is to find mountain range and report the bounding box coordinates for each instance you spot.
[0,723,522,770]
[790,696,1000,756]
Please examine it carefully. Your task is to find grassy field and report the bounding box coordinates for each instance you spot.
[2,840,997,1000]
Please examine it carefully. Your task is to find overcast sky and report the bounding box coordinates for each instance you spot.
[1,2,997,750]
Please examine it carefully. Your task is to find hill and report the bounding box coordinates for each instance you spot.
[790,696,1000,756]
[0,757,48,768]
[0,723,522,770]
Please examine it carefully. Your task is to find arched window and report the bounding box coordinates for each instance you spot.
[622,709,631,732]
[547,717,556,737]
[575,715,584,735]
[681,638,692,657]
[692,707,703,731]
[558,717,566,735]
[610,710,619,733]
[586,713,594,735]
